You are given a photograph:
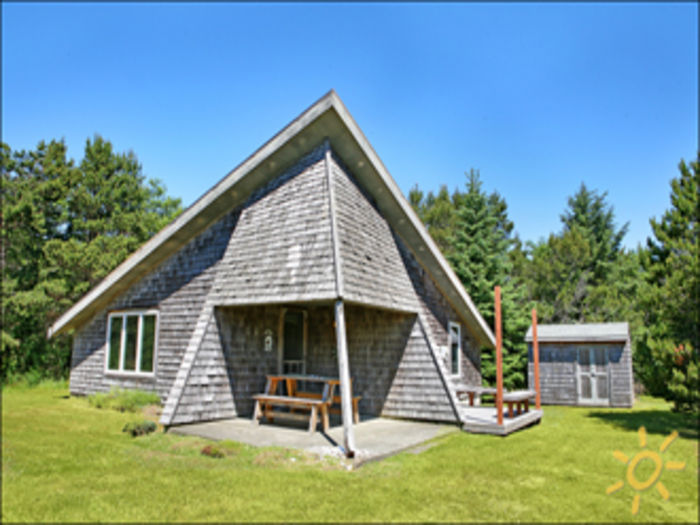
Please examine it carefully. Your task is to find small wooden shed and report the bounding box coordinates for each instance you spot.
[525,322,633,407]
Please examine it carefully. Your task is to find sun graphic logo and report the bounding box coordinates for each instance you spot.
[606,426,686,515]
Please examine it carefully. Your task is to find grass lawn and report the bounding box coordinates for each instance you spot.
[2,382,698,522]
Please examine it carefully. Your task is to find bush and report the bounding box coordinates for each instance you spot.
[122,420,157,437]
[88,388,160,412]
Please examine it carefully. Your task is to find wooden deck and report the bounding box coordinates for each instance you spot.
[459,405,543,436]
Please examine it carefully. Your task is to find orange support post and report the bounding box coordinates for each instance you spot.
[531,308,541,410]
[495,286,503,425]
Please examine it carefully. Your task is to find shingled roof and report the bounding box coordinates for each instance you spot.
[48,90,496,348]
[525,322,630,343]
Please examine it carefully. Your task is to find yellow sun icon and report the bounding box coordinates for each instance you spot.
[606,426,686,515]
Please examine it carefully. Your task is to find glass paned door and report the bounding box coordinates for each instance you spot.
[577,348,609,404]
[282,310,305,374]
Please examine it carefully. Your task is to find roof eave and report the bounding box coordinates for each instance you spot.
[525,337,628,344]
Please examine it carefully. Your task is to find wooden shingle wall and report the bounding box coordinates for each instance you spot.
[69,144,330,401]
[214,303,458,423]
[69,211,239,399]
[329,154,418,312]
[527,344,577,405]
[70,140,484,426]
[215,305,280,416]
[397,236,481,388]
[380,317,458,422]
[330,153,480,391]
[213,145,336,306]
[168,313,236,425]
[527,341,633,407]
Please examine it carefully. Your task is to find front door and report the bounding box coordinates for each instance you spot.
[577,347,609,405]
[281,310,306,374]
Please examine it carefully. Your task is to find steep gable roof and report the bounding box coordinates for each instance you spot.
[48,90,496,348]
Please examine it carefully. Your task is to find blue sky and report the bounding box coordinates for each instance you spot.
[2,3,697,250]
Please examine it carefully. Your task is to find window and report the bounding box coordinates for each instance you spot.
[106,310,158,375]
[448,322,461,376]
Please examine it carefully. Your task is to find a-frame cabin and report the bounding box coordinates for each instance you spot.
[49,91,502,450]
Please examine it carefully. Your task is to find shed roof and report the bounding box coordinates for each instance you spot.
[525,322,630,343]
[48,90,496,348]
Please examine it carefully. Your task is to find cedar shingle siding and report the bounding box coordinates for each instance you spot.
[526,323,634,408]
[63,93,495,428]
[69,142,480,425]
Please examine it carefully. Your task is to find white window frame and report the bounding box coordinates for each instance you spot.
[105,309,159,377]
[448,321,462,377]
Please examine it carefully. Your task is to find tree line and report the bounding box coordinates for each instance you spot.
[1,136,697,411]
[1,137,182,382]
[410,157,699,412]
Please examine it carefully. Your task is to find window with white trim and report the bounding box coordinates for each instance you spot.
[448,322,461,376]
[106,310,158,375]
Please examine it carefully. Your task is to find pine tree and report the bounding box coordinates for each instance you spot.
[645,156,699,350]
[561,183,628,284]
[637,154,699,411]
[448,170,530,389]
[523,183,632,324]
[409,184,459,258]
[1,137,182,381]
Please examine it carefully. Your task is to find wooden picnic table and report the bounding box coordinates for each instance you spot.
[502,389,536,418]
[455,385,498,406]
[252,374,360,433]
[455,385,536,419]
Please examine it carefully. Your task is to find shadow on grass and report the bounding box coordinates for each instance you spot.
[587,409,699,440]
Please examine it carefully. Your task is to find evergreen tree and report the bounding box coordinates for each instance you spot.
[645,156,699,350]
[1,137,182,381]
[408,184,459,258]
[448,170,507,314]
[637,154,699,410]
[448,170,530,389]
[523,184,632,324]
[561,183,628,284]
[2,140,76,377]
[524,227,593,323]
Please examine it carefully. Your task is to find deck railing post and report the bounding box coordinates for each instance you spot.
[531,308,541,410]
[495,286,503,426]
[334,299,356,458]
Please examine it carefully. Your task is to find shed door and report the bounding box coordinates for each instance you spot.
[577,348,609,405]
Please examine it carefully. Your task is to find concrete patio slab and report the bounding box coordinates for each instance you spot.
[168,416,458,465]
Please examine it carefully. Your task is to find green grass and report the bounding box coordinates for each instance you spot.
[2,385,698,522]
[88,387,161,412]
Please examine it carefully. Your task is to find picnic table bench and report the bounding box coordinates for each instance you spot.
[502,389,536,418]
[252,374,361,433]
